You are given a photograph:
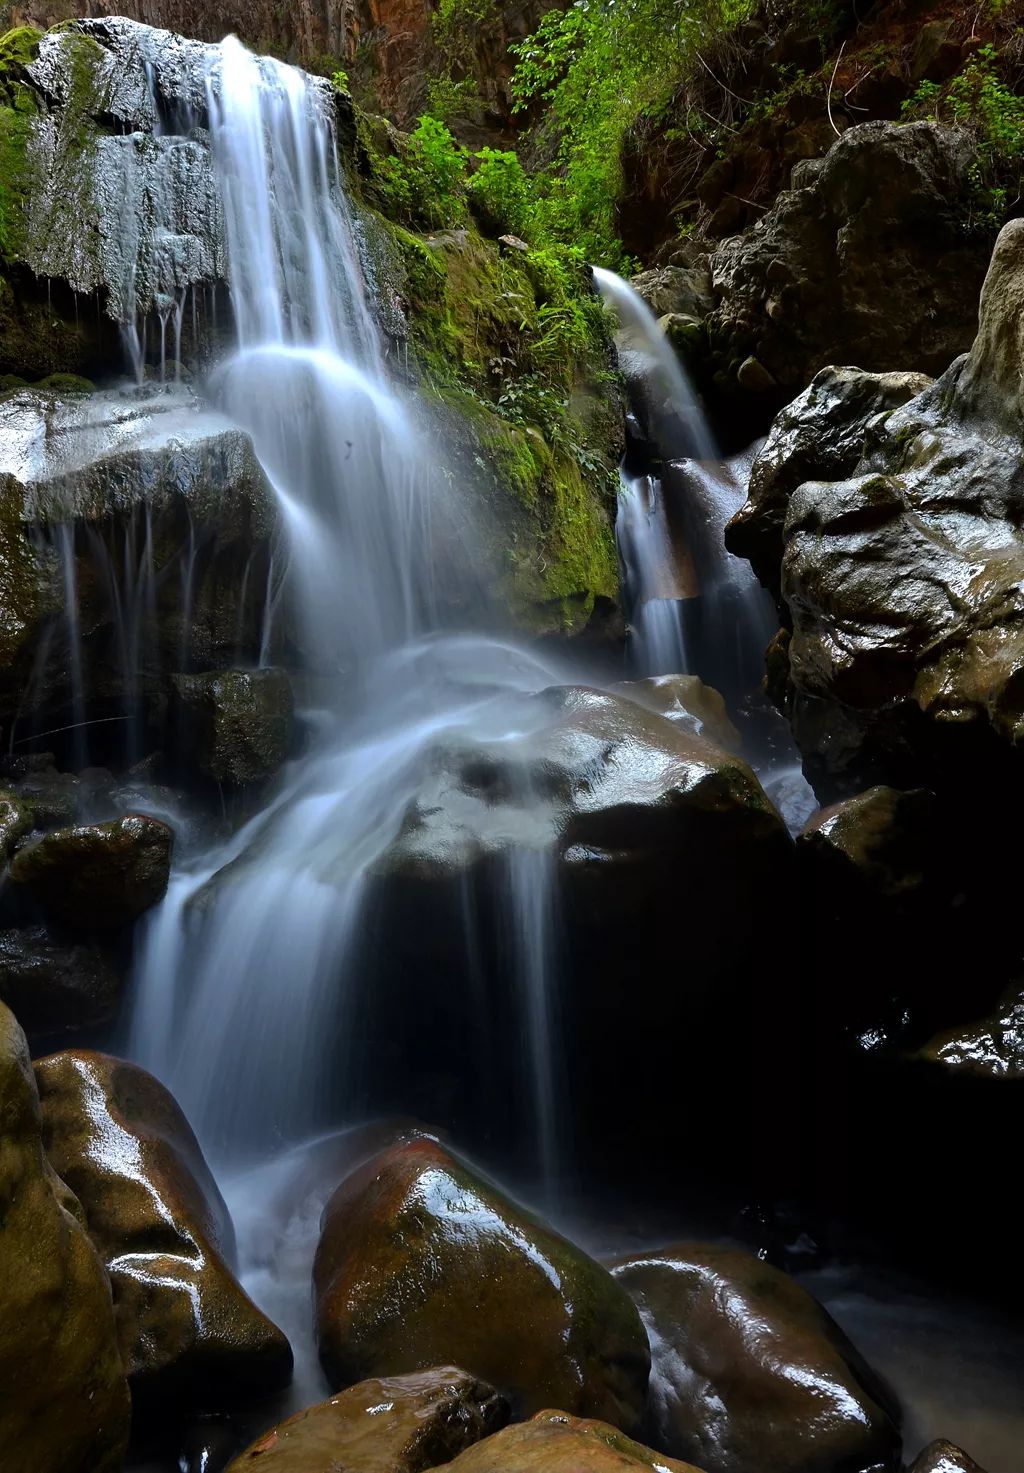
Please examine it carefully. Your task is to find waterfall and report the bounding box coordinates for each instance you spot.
[125,41,567,1190]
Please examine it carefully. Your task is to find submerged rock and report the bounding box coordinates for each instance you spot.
[34,1049,293,1408]
[0,1004,130,1473]
[0,925,123,1034]
[313,1137,651,1430]
[611,1244,901,1473]
[909,1441,987,1473]
[708,121,987,397]
[434,1411,705,1473]
[730,219,1024,790]
[226,1367,509,1472]
[9,813,173,929]
[171,667,294,785]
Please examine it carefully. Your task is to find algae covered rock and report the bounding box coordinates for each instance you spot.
[435,1411,705,1473]
[313,1136,651,1430]
[9,812,173,929]
[34,1048,293,1409]
[611,1243,901,1473]
[171,667,294,785]
[226,1367,509,1472]
[0,924,123,1034]
[0,1002,130,1473]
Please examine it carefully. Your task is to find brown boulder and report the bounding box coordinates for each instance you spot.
[610,1243,901,1473]
[34,1048,293,1409]
[0,925,123,1034]
[612,674,742,754]
[313,1137,650,1430]
[435,1411,705,1473]
[909,1441,986,1473]
[0,1004,130,1473]
[9,812,173,929]
[226,1367,509,1472]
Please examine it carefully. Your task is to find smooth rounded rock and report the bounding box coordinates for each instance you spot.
[34,1048,293,1409]
[9,812,173,929]
[313,1137,651,1430]
[610,1243,901,1473]
[226,1367,509,1472]
[612,674,742,753]
[909,1441,986,1473]
[0,1004,130,1473]
[433,1410,705,1473]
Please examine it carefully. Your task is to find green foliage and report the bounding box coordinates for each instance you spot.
[508,0,752,266]
[902,42,1024,229]
[466,147,532,236]
[374,114,468,228]
[331,67,350,95]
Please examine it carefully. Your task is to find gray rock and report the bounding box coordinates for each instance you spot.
[631,265,712,322]
[708,121,988,394]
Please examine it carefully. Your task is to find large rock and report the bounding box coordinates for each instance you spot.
[34,1048,293,1408]
[226,1367,509,1472]
[0,924,123,1033]
[0,1003,130,1472]
[611,1244,901,1473]
[611,674,742,753]
[313,1137,651,1430]
[708,121,988,397]
[9,812,173,929]
[729,220,1024,792]
[916,983,1024,1081]
[170,667,294,785]
[725,366,932,590]
[0,386,278,729]
[434,1411,705,1473]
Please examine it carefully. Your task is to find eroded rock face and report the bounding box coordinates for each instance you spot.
[708,121,987,397]
[611,1244,901,1473]
[0,1003,130,1473]
[34,1048,293,1408]
[9,812,173,929]
[0,387,278,727]
[313,1137,651,1429]
[226,1367,509,1472]
[730,220,1024,790]
[435,1411,705,1473]
[0,925,122,1033]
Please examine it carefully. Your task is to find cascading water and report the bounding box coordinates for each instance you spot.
[126,41,567,1204]
[594,267,814,827]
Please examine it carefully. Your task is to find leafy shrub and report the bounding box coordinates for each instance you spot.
[466,147,532,236]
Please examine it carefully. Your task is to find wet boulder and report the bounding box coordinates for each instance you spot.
[612,674,742,753]
[171,667,294,785]
[34,1048,293,1409]
[313,1137,651,1430]
[0,786,31,858]
[707,121,987,398]
[0,1003,130,1473]
[915,983,1024,1080]
[725,366,932,591]
[434,1411,705,1473]
[226,1367,509,1472]
[9,812,173,929]
[909,1442,987,1473]
[730,220,1024,794]
[611,1243,901,1473]
[0,925,123,1034]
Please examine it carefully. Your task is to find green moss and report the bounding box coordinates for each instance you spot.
[0,27,41,257]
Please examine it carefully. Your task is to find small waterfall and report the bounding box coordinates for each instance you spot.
[125,40,568,1190]
[616,472,691,676]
